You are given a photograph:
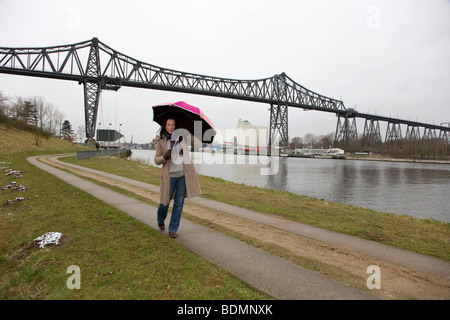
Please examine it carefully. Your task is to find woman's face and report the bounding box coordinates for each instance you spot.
[165,119,175,134]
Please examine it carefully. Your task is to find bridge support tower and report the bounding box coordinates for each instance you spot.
[82,38,121,143]
[362,118,382,146]
[269,73,289,149]
[385,122,402,144]
[82,38,102,141]
[405,125,421,141]
[335,109,358,144]
[422,128,437,140]
[439,130,449,144]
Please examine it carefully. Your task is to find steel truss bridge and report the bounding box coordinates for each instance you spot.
[1,37,449,147]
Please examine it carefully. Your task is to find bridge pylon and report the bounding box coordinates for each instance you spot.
[82,38,101,140]
[405,125,421,141]
[362,118,382,146]
[335,109,358,144]
[439,130,449,144]
[82,38,122,140]
[422,127,437,140]
[269,73,289,149]
[385,121,402,144]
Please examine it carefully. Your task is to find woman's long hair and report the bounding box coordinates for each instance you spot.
[158,118,176,140]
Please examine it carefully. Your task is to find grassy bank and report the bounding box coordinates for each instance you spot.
[60,155,450,262]
[0,125,268,299]
[2,125,449,300]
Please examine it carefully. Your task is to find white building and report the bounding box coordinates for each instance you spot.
[236,119,269,148]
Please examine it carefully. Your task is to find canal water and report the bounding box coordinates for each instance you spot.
[131,149,450,223]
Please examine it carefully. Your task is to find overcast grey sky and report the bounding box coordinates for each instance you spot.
[1,0,449,144]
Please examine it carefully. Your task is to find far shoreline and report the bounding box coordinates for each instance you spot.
[345,154,450,165]
[285,152,450,165]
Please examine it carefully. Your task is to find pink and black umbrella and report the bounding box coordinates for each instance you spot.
[152,101,216,143]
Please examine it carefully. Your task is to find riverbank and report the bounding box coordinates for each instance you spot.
[132,149,450,223]
[197,147,450,164]
[48,154,450,299]
[1,126,449,299]
[346,153,450,165]
[287,152,450,164]
[2,151,449,299]
[60,155,450,260]
[0,126,267,299]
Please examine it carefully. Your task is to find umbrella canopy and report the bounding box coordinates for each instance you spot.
[152,101,216,143]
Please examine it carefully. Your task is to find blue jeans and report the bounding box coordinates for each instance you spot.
[157,176,186,232]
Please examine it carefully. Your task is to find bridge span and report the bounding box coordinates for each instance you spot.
[1,38,448,147]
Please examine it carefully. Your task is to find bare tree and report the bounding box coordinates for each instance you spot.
[290,136,303,148]
[77,125,85,143]
[30,96,48,131]
[46,103,60,135]
[319,132,335,149]
[1,93,69,139]
[303,133,318,148]
[55,110,65,138]
[0,91,8,117]
[10,96,25,121]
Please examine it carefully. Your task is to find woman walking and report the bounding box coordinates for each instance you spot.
[154,118,202,238]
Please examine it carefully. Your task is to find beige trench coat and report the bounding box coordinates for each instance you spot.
[154,136,202,206]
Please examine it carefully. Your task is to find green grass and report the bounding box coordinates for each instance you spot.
[60,155,450,261]
[0,126,268,300]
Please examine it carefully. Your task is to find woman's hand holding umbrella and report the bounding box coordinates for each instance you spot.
[163,149,172,160]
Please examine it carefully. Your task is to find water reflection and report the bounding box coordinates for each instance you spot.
[131,150,450,222]
[266,157,289,191]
